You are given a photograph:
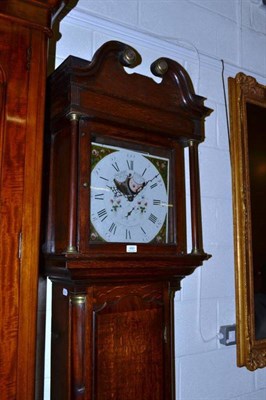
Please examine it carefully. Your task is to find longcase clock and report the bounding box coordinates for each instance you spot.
[43,41,212,400]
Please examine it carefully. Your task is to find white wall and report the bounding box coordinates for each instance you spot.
[44,1,266,399]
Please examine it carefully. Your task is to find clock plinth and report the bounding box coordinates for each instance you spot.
[43,41,212,399]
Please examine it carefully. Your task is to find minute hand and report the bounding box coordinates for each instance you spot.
[143,173,160,187]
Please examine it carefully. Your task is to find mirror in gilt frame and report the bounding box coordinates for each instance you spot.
[229,72,266,370]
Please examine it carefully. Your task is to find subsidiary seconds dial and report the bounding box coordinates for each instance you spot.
[90,143,169,243]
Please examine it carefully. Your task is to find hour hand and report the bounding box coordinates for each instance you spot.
[125,206,135,218]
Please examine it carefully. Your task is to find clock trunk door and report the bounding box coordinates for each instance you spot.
[92,283,169,400]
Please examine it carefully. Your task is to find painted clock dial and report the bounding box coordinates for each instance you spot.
[90,143,170,243]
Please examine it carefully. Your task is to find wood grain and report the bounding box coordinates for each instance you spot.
[0,1,71,398]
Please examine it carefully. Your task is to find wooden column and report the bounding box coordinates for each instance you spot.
[70,294,86,399]
[188,139,204,255]
[67,114,80,253]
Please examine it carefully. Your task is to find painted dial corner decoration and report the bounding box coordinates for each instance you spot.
[90,143,170,243]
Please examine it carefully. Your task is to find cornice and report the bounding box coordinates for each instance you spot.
[0,0,73,32]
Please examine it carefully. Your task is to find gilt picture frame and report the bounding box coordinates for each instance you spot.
[229,73,266,370]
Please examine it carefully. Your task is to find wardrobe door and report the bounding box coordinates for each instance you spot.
[0,2,72,398]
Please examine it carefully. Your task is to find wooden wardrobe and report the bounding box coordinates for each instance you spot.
[0,1,72,399]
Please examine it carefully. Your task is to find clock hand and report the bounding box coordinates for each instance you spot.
[108,171,160,204]
[143,173,160,187]
[111,171,159,202]
[125,206,135,218]
[127,173,159,199]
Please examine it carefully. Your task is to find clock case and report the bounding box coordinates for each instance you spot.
[42,41,212,400]
[43,40,212,281]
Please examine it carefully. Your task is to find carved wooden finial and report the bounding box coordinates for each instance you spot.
[151,58,168,76]
[120,47,138,67]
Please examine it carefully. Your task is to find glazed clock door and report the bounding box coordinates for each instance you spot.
[90,142,170,244]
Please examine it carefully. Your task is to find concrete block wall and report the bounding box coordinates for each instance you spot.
[44,1,266,399]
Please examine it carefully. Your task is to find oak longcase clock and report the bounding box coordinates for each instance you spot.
[43,41,212,399]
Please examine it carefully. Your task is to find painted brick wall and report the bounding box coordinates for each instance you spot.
[44,1,266,399]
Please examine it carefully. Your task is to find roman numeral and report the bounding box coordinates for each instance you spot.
[126,229,131,240]
[148,213,158,224]
[100,176,109,182]
[150,182,158,189]
[95,193,104,200]
[112,162,120,172]
[141,227,147,235]
[142,168,147,176]
[109,222,117,234]
[153,199,161,205]
[127,160,134,170]
[97,208,108,221]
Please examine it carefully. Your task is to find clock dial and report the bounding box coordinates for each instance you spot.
[90,143,170,243]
